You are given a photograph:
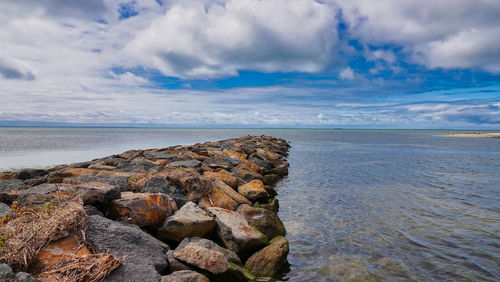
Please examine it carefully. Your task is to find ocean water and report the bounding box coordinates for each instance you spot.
[1,128,499,281]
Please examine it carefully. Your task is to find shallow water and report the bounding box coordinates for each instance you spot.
[1,128,499,281]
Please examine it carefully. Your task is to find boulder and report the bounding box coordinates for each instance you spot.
[203,170,242,189]
[0,202,15,218]
[115,162,161,173]
[142,176,187,208]
[166,251,199,273]
[262,174,280,186]
[0,263,40,282]
[237,204,285,240]
[266,163,289,177]
[212,180,251,206]
[143,152,178,161]
[0,179,26,192]
[108,192,173,227]
[14,169,48,181]
[207,207,266,254]
[157,202,216,241]
[203,158,233,170]
[175,237,241,265]
[63,175,130,192]
[232,167,263,182]
[244,236,289,277]
[162,270,209,282]
[85,215,169,273]
[173,243,228,275]
[257,198,279,213]
[198,184,238,211]
[164,169,211,202]
[104,263,162,282]
[237,180,268,202]
[212,262,255,282]
[65,168,97,178]
[167,160,201,168]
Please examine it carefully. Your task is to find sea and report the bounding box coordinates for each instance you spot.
[1,128,499,281]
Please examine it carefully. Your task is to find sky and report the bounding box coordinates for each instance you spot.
[0,0,499,129]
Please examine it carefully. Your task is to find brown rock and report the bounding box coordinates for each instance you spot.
[244,236,289,277]
[65,168,98,177]
[198,184,238,211]
[163,168,211,202]
[173,243,228,275]
[108,192,173,227]
[262,174,280,185]
[237,180,268,202]
[157,202,215,241]
[233,167,263,182]
[237,204,285,240]
[162,270,209,282]
[212,180,251,206]
[203,170,242,189]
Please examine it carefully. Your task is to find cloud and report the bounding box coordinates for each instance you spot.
[0,54,36,80]
[335,0,500,73]
[123,0,338,78]
[339,67,355,80]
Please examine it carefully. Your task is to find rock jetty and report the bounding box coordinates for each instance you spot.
[0,135,291,281]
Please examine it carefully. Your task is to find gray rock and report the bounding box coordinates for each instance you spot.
[143,152,178,161]
[175,237,241,265]
[0,179,26,192]
[143,176,187,207]
[232,168,263,182]
[207,207,267,254]
[84,205,103,216]
[167,160,202,168]
[104,263,162,282]
[85,215,169,273]
[17,183,120,205]
[266,163,289,177]
[157,202,215,241]
[0,202,15,218]
[115,162,161,172]
[203,158,233,170]
[237,204,285,241]
[0,263,40,282]
[162,270,209,282]
[65,175,130,192]
[14,169,48,181]
[167,250,199,273]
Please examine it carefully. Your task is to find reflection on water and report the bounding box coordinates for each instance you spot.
[1,128,499,281]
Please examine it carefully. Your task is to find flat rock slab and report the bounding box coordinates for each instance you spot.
[237,180,268,202]
[202,170,242,189]
[212,180,251,206]
[142,175,187,208]
[157,202,215,241]
[162,270,209,282]
[108,192,173,227]
[198,183,238,211]
[85,214,169,273]
[207,207,266,254]
[167,160,201,168]
[245,236,289,277]
[173,242,228,275]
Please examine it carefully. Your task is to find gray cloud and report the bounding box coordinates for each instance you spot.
[0,55,36,80]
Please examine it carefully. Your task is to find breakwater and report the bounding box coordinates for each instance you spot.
[0,135,290,281]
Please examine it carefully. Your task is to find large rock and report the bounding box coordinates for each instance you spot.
[0,179,26,192]
[175,237,241,265]
[14,168,48,181]
[0,263,40,282]
[237,180,268,202]
[232,167,263,182]
[104,263,162,282]
[108,192,173,227]
[198,184,238,211]
[63,175,130,192]
[162,270,209,282]
[212,180,251,206]
[207,207,266,254]
[115,162,161,173]
[142,176,187,208]
[203,170,242,189]
[266,163,289,177]
[237,204,285,240]
[173,243,228,275]
[0,202,15,218]
[163,169,211,202]
[167,160,202,168]
[244,236,289,277]
[157,202,216,241]
[85,215,169,273]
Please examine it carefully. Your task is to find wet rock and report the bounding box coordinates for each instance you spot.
[157,202,216,241]
[212,262,255,282]
[244,236,289,278]
[0,202,15,218]
[164,169,211,202]
[266,163,289,177]
[207,207,267,254]
[108,192,173,227]
[175,237,241,265]
[115,162,161,173]
[167,160,202,168]
[203,170,242,189]
[30,235,91,275]
[237,204,285,240]
[173,242,228,274]
[198,183,238,211]
[257,198,279,213]
[0,263,40,282]
[212,180,251,206]
[262,174,280,186]
[104,263,162,282]
[162,270,209,282]
[0,179,26,192]
[142,176,187,208]
[85,215,169,273]
[14,169,48,181]
[237,180,268,202]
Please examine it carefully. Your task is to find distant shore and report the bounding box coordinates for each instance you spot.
[444,132,500,138]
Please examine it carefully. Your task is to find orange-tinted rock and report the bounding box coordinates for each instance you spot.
[212,180,251,206]
[223,149,247,160]
[207,149,226,158]
[31,234,90,275]
[65,168,98,177]
[157,202,215,241]
[203,170,242,189]
[108,192,173,227]
[1,173,15,180]
[233,165,263,182]
[244,236,289,277]
[238,180,268,202]
[173,243,228,275]
[199,184,238,211]
[250,163,264,174]
[163,168,211,202]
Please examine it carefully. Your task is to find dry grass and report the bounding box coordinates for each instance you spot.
[0,197,86,272]
[36,253,123,282]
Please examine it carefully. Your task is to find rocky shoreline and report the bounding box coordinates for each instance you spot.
[443,132,500,138]
[0,135,291,281]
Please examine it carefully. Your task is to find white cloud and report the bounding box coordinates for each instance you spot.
[335,0,500,72]
[123,0,338,78]
[339,67,355,80]
[0,54,36,80]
